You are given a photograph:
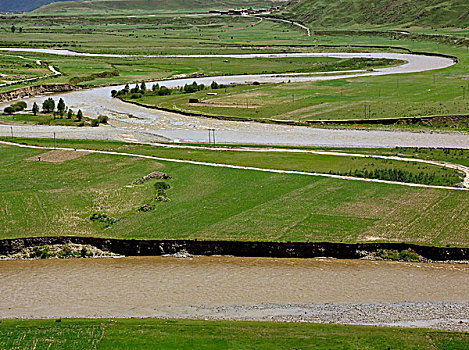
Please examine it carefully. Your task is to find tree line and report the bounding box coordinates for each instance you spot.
[111,80,226,99]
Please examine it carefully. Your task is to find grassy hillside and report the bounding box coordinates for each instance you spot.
[0,0,77,13]
[33,0,284,14]
[279,0,469,28]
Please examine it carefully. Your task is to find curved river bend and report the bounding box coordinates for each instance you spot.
[0,48,467,148]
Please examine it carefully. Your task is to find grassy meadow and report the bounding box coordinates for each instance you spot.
[0,12,467,128]
[2,318,468,350]
[0,140,467,245]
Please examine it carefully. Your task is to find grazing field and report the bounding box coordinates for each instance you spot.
[0,141,467,245]
[0,12,467,129]
[1,318,468,350]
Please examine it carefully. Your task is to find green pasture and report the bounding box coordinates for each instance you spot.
[0,13,467,126]
[0,141,467,245]
[0,113,91,126]
[1,318,468,350]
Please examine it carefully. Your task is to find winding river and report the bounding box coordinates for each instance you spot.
[1,48,467,148]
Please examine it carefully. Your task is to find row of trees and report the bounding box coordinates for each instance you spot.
[41,98,84,120]
[111,80,226,99]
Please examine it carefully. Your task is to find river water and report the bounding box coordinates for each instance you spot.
[1,49,467,148]
[1,256,468,330]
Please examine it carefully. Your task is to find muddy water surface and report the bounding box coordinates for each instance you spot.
[0,256,468,320]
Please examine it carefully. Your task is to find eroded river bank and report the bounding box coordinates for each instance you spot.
[1,256,468,331]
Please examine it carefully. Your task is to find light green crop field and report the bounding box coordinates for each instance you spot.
[1,318,468,350]
[0,140,467,245]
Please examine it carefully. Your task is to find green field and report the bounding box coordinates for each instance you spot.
[0,113,94,126]
[0,12,467,129]
[1,318,468,350]
[0,140,467,245]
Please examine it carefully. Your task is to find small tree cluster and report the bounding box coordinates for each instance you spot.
[3,101,26,115]
[112,82,171,98]
[183,81,205,93]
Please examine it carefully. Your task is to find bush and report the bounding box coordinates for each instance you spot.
[90,119,99,127]
[157,86,171,96]
[4,106,15,115]
[97,115,108,124]
[189,98,199,103]
[130,93,142,99]
[11,101,27,111]
[252,81,260,85]
[90,212,117,227]
[154,181,170,190]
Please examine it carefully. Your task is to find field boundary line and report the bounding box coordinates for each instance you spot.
[2,140,467,191]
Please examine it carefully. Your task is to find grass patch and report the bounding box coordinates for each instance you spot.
[0,318,468,349]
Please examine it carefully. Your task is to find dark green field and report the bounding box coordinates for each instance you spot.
[1,318,468,350]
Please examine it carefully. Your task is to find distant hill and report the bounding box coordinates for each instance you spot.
[279,0,469,28]
[31,0,284,14]
[0,0,77,13]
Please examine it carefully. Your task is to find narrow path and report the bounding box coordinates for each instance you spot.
[1,140,467,191]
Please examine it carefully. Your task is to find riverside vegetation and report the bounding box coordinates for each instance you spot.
[2,98,108,126]
[0,318,468,349]
[0,12,467,129]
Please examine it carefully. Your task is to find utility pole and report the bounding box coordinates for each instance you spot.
[10,126,13,138]
[208,129,216,145]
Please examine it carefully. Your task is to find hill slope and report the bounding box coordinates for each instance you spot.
[279,0,469,28]
[0,0,76,12]
[34,0,284,14]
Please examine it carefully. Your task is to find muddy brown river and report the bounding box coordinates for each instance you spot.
[1,256,468,330]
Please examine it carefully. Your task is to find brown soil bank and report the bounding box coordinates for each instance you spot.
[0,84,79,103]
[1,237,468,261]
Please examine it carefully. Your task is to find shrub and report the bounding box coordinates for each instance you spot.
[154,181,170,190]
[4,106,15,115]
[130,93,142,99]
[90,212,117,227]
[97,115,108,124]
[189,98,199,103]
[90,119,99,127]
[157,86,171,96]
